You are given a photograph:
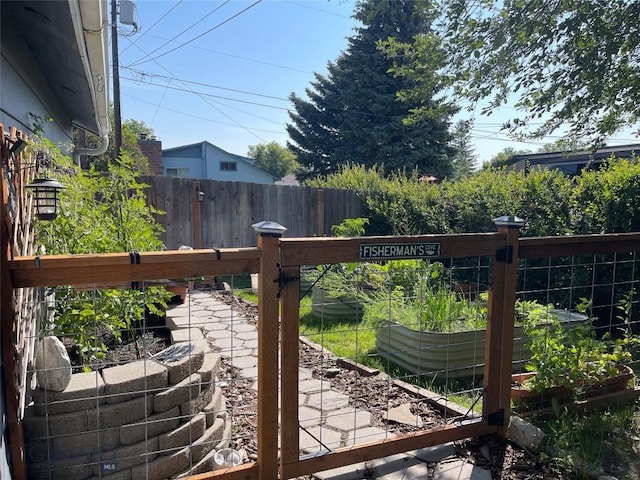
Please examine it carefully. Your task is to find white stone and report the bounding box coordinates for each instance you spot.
[35,336,72,392]
[507,416,545,451]
[386,403,423,428]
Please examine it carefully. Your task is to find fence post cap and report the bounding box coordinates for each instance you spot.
[252,221,287,236]
[493,215,525,227]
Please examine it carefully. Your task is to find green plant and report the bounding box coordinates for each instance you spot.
[53,287,171,369]
[361,261,557,333]
[521,295,637,394]
[539,404,640,478]
[34,143,171,367]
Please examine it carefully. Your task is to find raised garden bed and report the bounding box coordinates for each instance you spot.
[375,309,588,378]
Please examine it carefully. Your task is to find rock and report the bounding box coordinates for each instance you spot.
[507,416,545,451]
[386,403,423,428]
[598,476,619,480]
[35,336,72,392]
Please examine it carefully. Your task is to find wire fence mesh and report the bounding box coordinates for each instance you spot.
[18,240,640,478]
[23,277,255,479]
[295,257,492,458]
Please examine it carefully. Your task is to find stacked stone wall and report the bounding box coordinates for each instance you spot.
[24,341,230,479]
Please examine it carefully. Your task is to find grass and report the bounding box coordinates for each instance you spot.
[537,403,640,479]
[299,295,379,364]
[298,293,484,412]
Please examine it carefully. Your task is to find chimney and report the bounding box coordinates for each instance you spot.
[138,135,163,175]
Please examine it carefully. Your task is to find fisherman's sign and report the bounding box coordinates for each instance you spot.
[359,242,441,260]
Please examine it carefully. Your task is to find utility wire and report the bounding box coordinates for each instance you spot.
[122,67,290,102]
[124,34,313,74]
[121,0,184,54]
[122,76,285,126]
[123,92,287,135]
[121,32,267,142]
[130,0,262,67]
[128,0,230,66]
[120,76,289,112]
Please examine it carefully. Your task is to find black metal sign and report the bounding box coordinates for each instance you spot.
[359,242,441,260]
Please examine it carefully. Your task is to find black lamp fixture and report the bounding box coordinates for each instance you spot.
[196,186,205,202]
[26,178,65,220]
[8,137,27,156]
[3,136,66,221]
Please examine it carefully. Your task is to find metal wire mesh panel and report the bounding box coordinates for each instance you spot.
[512,251,640,412]
[296,257,491,457]
[22,277,255,479]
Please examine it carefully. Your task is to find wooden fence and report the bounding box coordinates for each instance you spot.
[140,176,365,249]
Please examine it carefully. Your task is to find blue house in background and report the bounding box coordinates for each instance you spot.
[163,141,278,184]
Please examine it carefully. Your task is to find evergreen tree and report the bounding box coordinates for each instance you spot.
[287,0,456,181]
[450,120,477,180]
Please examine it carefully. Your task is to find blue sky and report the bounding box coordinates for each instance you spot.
[117,0,639,165]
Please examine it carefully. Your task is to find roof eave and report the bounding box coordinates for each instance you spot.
[70,0,110,136]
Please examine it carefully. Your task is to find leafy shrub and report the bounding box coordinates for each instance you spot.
[571,156,640,233]
[310,164,573,237]
[522,296,636,393]
[35,145,171,367]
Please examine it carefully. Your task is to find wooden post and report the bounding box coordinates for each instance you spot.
[253,221,286,480]
[279,265,300,477]
[193,181,202,249]
[316,189,324,237]
[485,216,523,436]
[1,138,27,480]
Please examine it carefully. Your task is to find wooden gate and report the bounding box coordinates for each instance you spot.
[276,221,521,479]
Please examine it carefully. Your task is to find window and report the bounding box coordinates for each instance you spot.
[220,161,237,171]
[166,167,190,177]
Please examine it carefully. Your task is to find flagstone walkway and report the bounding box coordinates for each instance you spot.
[166,291,492,479]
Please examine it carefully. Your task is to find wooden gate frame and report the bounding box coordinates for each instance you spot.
[277,219,522,479]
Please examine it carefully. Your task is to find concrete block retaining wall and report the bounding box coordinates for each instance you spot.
[23,342,230,480]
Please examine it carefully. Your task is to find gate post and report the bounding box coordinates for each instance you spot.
[485,216,523,435]
[253,221,286,480]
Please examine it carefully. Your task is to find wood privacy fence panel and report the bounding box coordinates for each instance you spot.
[140,176,365,249]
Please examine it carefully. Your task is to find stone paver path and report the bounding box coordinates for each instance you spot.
[166,291,492,479]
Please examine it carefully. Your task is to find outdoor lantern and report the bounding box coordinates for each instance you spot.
[196,186,205,202]
[26,177,65,220]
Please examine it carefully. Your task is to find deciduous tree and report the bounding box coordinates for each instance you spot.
[247,141,298,179]
[392,1,640,145]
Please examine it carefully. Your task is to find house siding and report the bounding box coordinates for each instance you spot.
[0,25,74,142]
[1,19,74,479]
[162,142,277,184]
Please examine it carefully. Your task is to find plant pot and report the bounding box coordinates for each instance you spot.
[311,287,364,320]
[510,372,574,409]
[511,364,635,410]
[581,363,635,397]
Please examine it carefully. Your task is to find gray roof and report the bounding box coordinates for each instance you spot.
[506,143,640,167]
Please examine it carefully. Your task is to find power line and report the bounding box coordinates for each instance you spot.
[121,0,184,54]
[130,0,262,67]
[123,92,287,135]
[122,67,290,102]
[120,76,289,112]
[120,23,268,143]
[123,34,313,74]
[284,0,352,19]
[128,1,230,66]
